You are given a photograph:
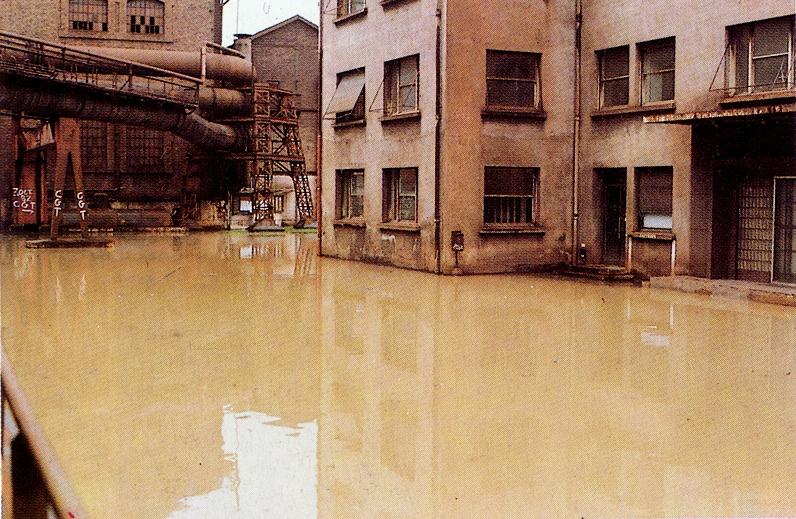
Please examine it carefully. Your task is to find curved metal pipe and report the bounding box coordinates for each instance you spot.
[0,79,247,150]
[197,85,249,114]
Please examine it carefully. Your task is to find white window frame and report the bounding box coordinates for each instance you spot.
[384,56,419,116]
[383,168,418,223]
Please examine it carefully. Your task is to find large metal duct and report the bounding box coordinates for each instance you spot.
[80,46,254,84]
[0,79,248,150]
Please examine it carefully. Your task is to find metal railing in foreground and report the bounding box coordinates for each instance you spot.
[1,347,88,519]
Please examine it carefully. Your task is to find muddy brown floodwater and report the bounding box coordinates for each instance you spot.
[1,233,795,518]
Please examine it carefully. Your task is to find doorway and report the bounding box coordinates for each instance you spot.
[774,177,796,284]
[601,169,627,265]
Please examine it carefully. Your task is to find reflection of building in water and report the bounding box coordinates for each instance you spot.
[169,407,317,519]
[319,260,796,518]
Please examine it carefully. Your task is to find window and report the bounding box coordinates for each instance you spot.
[640,38,675,103]
[730,16,794,94]
[599,46,630,107]
[126,126,164,172]
[272,194,285,214]
[636,167,673,230]
[80,120,107,174]
[128,0,164,34]
[336,170,364,219]
[327,69,366,125]
[384,55,419,116]
[69,0,108,32]
[486,50,540,109]
[483,167,538,225]
[382,168,417,222]
[337,0,366,18]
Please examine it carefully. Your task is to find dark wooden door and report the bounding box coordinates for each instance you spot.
[603,171,627,265]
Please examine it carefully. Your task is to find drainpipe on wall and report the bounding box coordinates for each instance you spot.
[317,8,324,255]
[571,0,583,266]
[434,4,443,274]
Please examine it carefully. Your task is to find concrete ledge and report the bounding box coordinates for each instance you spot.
[648,276,796,307]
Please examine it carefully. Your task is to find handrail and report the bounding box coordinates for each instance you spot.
[205,41,245,59]
[1,347,88,519]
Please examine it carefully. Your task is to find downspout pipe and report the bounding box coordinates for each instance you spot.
[317,9,324,254]
[434,4,443,274]
[571,0,583,266]
[0,79,247,150]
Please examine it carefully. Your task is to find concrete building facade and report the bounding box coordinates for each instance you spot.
[320,0,795,284]
[0,0,225,230]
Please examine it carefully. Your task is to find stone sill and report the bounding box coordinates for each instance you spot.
[332,119,366,129]
[629,230,675,241]
[379,222,420,233]
[380,111,421,123]
[591,101,676,119]
[334,8,367,25]
[720,90,796,107]
[333,218,366,228]
[482,107,547,120]
[480,226,546,236]
[381,0,415,7]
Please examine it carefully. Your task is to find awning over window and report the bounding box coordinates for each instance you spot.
[324,71,365,118]
[644,103,796,124]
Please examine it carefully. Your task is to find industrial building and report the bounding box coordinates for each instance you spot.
[320,0,795,284]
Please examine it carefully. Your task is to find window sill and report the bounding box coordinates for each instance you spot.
[591,101,676,119]
[332,119,366,129]
[379,222,420,233]
[380,111,421,123]
[480,226,546,236]
[482,107,547,120]
[381,0,416,7]
[333,218,366,228]
[629,230,675,241]
[334,8,368,25]
[720,90,796,107]
[60,32,173,43]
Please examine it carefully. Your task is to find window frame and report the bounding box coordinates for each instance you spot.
[483,167,539,226]
[382,168,418,223]
[635,167,673,231]
[127,0,165,35]
[336,169,365,220]
[729,16,795,95]
[598,45,630,108]
[69,0,109,32]
[485,50,541,111]
[639,37,676,105]
[332,68,366,125]
[384,55,420,117]
[336,0,366,19]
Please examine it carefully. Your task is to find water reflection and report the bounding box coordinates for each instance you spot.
[168,407,317,519]
[1,234,795,518]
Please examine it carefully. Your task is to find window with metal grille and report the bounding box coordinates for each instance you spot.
[730,16,795,94]
[382,168,417,222]
[336,170,364,219]
[483,167,538,225]
[640,38,675,104]
[337,0,366,18]
[486,50,540,109]
[128,0,164,34]
[126,126,164,172]
[636,167,673,230]
[80,120,108,174]
[384,56,419,116]
[599,46,630,107]
[69,0,108,32]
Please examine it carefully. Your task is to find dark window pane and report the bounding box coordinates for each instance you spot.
[642,40,675,73]
[487,51,533,79]
[734,29,750,92]
[637,168,673,216]
[399,169,416,196]
[601,47,629,79]
[602,78,629,106]
[753,55,789,91]
[487,79,534,107]
[485,168,534,196]
[753,17,791,56]
[643,70,675,103]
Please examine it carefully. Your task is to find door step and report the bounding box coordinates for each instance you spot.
[559,264,636,282]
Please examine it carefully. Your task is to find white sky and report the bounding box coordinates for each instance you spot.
[222,0,321,45]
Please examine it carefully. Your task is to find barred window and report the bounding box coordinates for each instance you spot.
[382,168,417,222]
[126,126,165,172]
[384,55,419,116]
[486,50,540,109]
[484,167,538,225]
[636,167,673,230]
[599,46,630,107]
[80,121,108,174]
[128,0,164,34]
[640,38,675,104]
[336,169,364,219]
[69,0,108,32]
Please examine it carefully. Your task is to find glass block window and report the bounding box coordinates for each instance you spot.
[69,0,108,32]
[128,0,164,34]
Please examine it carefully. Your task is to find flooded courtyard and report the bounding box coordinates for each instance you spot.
[1,232,795,518]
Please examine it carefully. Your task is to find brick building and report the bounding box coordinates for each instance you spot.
[0,0,226,230]
[320,0,795,285]
[231,15,319,228]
